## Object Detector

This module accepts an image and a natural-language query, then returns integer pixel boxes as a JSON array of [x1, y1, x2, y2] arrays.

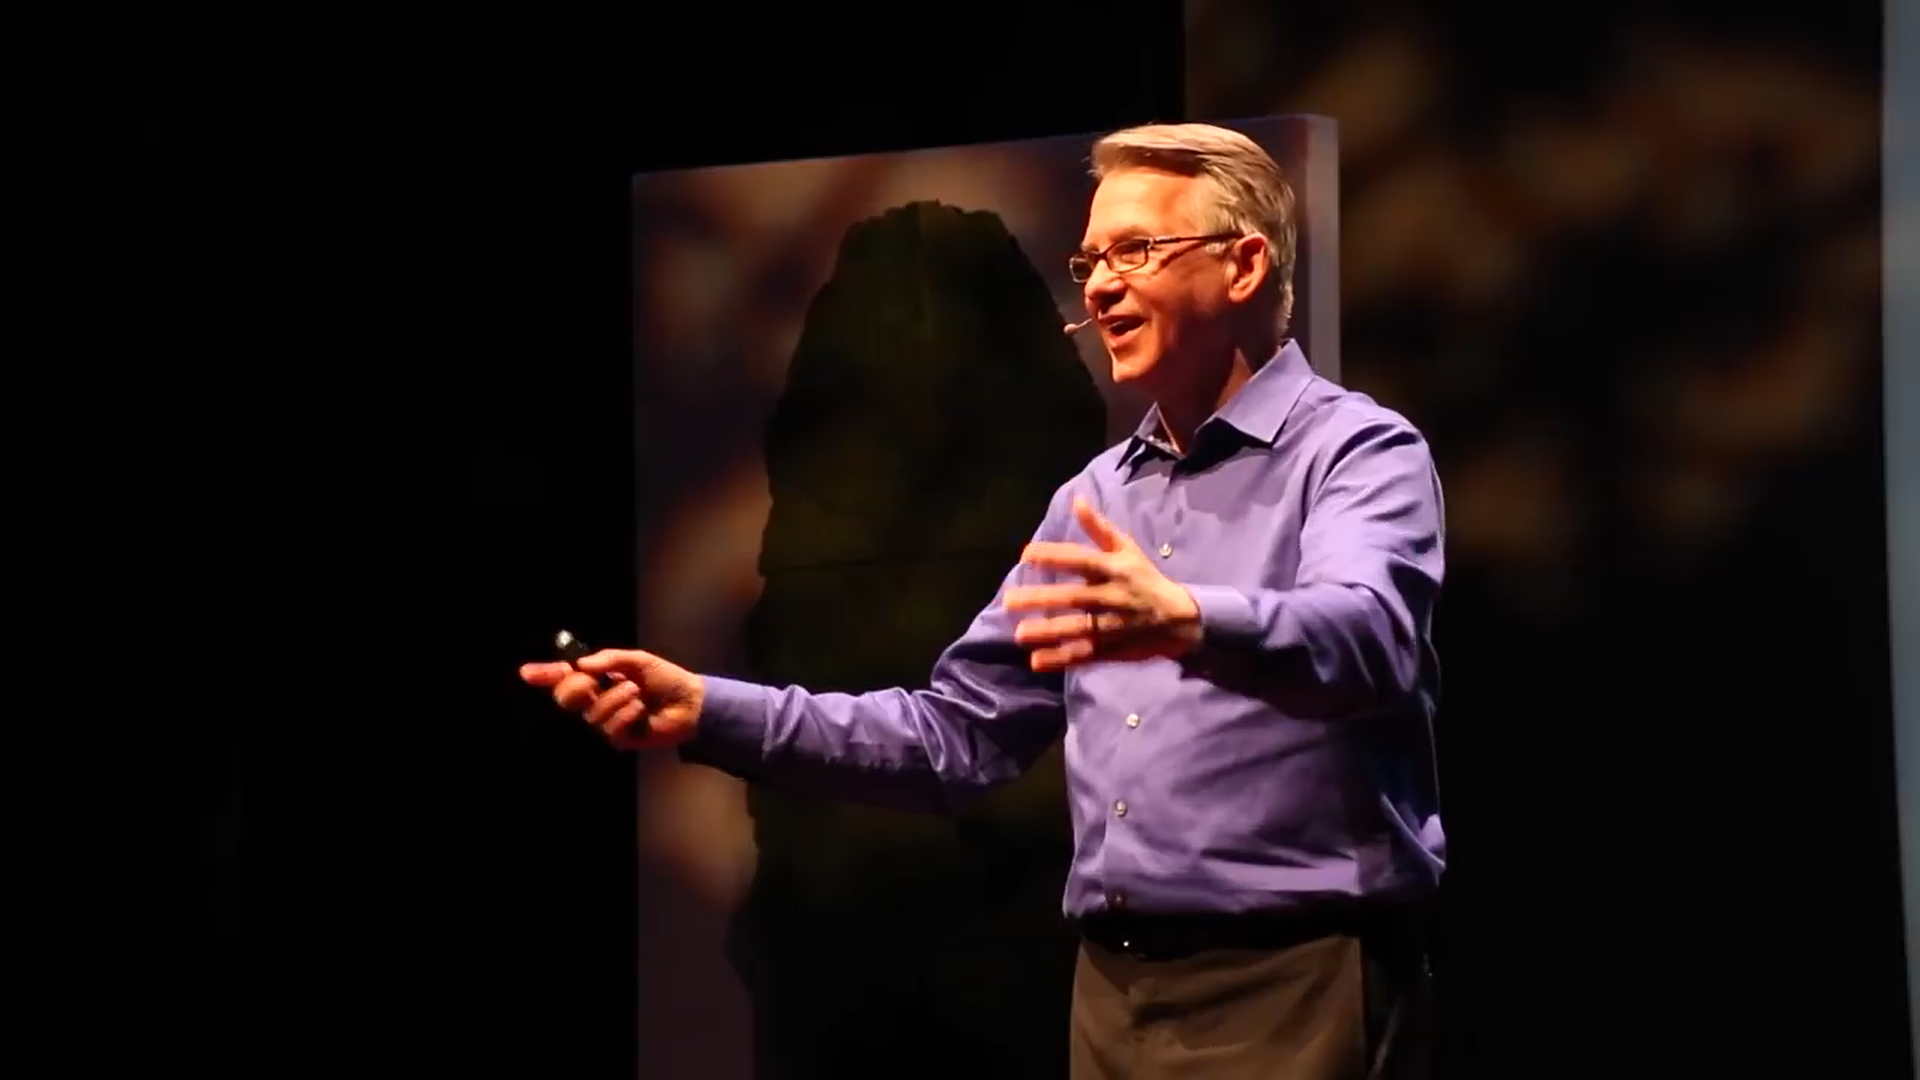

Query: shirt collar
[[1118, 340, 1317, 469]]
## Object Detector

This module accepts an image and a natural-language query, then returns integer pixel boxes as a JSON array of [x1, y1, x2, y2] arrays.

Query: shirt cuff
[[1182, 583, 1264, 646], [676, 675, 774, 775]]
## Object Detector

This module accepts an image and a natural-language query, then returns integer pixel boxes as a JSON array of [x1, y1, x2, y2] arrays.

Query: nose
[[1081, 262, 1124, 309]]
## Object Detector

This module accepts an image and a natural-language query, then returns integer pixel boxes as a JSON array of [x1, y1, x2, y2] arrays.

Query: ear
[[1223, 234, 1270, 305]]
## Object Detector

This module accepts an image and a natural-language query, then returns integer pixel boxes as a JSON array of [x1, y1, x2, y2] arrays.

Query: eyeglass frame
[[1067, 233, 1243, 283]]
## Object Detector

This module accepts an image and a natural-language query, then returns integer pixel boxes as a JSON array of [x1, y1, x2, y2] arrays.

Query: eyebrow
[[1079, 229, 1150, 252]]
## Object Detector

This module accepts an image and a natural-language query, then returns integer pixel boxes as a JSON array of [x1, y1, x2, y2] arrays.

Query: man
[[523, 122, 1447, 1078]]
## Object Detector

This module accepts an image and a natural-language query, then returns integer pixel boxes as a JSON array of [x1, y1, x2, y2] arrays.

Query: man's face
[[1077, 168, 1238, 392]]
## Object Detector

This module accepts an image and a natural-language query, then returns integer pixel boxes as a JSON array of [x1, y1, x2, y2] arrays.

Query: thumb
[[575, 648, 657, 680], [1073, 495, 1130, 553]]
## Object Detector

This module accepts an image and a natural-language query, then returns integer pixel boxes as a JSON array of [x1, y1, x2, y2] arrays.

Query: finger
[[520, 661, 573, 686], [1004, 583, 1103, 611], [1005, 582, 1135, 612], [1072, 496, 1130, 553], [1014, 613, 1097, 647], [1030, 636, 1097, 671], [1019, 606, 1141, 644], [553, 671, 602, 712], [606, 720, 667, 752], [585, 679, 641, 727], [576, 649, 655, 680], [599, 696, 650, 737], [1020, 542, 1116, 579]]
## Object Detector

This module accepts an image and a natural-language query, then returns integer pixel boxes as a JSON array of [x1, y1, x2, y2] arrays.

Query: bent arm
[[1183, 416, 1445, 716]]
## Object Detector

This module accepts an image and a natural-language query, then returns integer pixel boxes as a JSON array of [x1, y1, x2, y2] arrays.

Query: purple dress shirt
[[683, 341, 1446, 919]]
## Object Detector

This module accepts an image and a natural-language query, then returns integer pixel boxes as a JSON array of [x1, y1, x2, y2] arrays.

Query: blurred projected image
[[1185, 4, 1881, 617], [629, 115, 1336, 1077]]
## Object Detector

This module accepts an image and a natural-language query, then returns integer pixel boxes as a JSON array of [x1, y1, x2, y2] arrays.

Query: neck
[[1154, 334, 1278, 453]]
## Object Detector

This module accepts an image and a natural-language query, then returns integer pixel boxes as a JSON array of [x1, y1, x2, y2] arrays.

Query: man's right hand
[[518, 649, 705, 751]]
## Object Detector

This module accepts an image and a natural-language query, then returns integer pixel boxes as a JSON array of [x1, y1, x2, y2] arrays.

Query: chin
[[1107, 348, 1160, 385]]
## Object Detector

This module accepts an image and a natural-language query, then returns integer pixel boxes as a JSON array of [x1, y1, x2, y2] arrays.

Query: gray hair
[[1091, 122, 1297, 335]]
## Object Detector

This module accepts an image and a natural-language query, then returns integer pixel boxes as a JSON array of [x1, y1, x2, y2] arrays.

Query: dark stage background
[[32, 1, 1903, 1078]]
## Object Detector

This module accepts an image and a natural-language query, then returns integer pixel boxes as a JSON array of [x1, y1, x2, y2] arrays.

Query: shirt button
[[1157, 542, 1173, 558], [1114, 800, 1128, 817], [1109, 890, 1127, 909], [1125, 713, 1141, 729]]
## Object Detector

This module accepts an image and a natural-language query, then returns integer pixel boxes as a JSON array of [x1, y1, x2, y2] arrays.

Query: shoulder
[[1084, 435, 1140, 476], [1289, 376, 1434, 467], [1282, 378, 1441, 518], [1053, 436, 1141, 497], [1024, 439, 1137, 539]]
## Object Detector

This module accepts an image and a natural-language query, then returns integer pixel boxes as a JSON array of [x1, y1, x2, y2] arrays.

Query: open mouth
[[1102, 315, 1144, 344]]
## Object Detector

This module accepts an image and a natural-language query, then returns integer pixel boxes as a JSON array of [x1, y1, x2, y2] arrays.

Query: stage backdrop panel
[[628, 115, 1337, 1079]]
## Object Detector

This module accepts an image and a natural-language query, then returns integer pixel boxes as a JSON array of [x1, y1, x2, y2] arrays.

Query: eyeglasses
[[1067, 233, 1241, 283]]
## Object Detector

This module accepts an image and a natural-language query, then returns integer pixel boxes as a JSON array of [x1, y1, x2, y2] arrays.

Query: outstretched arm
[[674, 487, 1081, 814]]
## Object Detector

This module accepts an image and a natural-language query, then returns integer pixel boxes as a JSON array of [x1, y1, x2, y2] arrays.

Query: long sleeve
[[676, 488, 1075, 814], [1182, 414, 1445, 717]]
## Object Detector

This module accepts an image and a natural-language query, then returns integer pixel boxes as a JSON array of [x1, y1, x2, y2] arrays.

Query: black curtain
[[31, 4, 1180, 1077]]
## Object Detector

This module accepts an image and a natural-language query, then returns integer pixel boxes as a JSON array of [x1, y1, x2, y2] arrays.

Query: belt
[[1074, 903, 1423, 962]]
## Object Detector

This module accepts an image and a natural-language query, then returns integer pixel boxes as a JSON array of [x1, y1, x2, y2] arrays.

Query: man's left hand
[[1005, 496, 1203, 671]]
